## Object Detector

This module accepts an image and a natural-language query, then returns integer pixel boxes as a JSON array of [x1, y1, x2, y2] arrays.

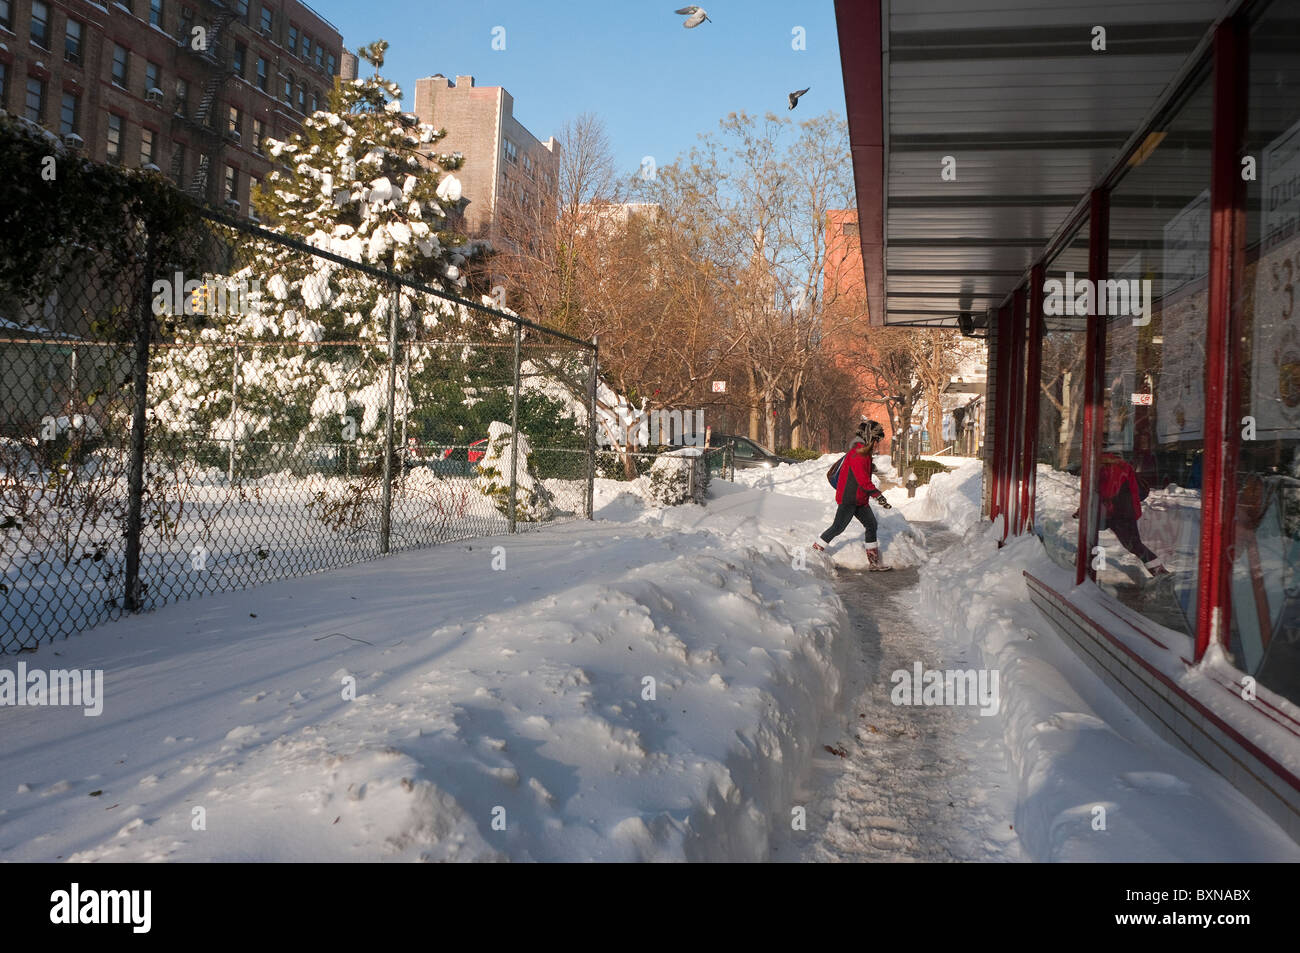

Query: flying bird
[[788, 87, 810, 110], [675, 6, 710, 28]]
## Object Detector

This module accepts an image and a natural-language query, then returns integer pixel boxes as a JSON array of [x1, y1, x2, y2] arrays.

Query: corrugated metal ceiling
[[879, 0, 1232, 326]]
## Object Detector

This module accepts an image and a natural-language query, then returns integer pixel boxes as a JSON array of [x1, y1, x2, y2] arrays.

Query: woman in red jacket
[[1098, 450, 1168, 577], [814, 419, 893, 570]]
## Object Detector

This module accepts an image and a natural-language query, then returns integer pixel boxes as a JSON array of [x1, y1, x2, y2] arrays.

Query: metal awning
[[836, 0, 1234, 326]]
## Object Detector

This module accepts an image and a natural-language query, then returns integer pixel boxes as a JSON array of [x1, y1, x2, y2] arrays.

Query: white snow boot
[[865, 542, 892, 571]]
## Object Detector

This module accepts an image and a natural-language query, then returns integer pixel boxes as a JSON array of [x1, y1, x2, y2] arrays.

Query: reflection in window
[[1034, 227, 1089, 571], [1232, 0, 1300, 706], [1100, 67, 1213, 637]]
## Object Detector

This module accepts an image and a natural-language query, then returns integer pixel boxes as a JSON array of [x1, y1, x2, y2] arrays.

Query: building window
[[106, 114, 123, 164], [111, 44, 130, 88], [283, 73, 292, 105], [309, 89, 318, 113], [30, 1, 50, 49], [252, 117, 264, 153], [149, 0, 164, 28], [259, 5, 272, 35], [65, 19, 84, 66], [233, 42, 246, 78], [24, 76, 45, 123], [0, 63, 7, 110], [235, 0, 248, 23], [1231, 4, 1300, 706], [288, 24, 298, 56], [0, 0, 11, 31], [140, 127, 156, 166], [326, 52, 336, 76], [504, 139, 518, 165], [296, 84, 304, 112], [224, 164, 238, 202], [314, 43, 324, 69], [227, 104, 241, 138], [59, 91, 78, 134], [172, 141, 185, 181], [301, 32, 311, 59], [256, 56, 268, 92], [175, 77, 189, 116], [145, 60, 161, 96], [1093, 68, 1213, 639]]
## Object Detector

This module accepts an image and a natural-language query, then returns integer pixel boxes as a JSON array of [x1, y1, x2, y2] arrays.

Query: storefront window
[[1233, 0, 1300, 704], [1101, 67, 1213, 636], [1034, 227, 1089, 570]]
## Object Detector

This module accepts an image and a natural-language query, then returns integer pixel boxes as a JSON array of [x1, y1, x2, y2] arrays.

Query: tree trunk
[[789, 374, 804, 449], [763, 387, 776, 450], [745, 363, 761, 441], [928, 396, 943, 455]]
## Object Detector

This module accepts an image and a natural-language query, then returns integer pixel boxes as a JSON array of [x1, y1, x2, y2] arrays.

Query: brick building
[[411, 73, 558, 242], [823, 208, 987, 459], [0, 0, 343, 213]]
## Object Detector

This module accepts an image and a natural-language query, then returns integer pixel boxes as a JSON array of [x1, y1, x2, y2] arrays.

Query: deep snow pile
[[0, 505, 847, 862], [719, 456, 927, 569], [899, 457, 982, 533], [915, 471, 1300, 861]]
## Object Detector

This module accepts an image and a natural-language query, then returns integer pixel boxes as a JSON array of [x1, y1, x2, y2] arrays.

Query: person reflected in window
[[1098, 448, 1169, 578]]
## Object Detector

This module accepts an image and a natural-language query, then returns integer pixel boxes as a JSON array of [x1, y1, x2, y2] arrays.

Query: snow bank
[[915, 466, 1300, 861], [899, 458, 982, 534], [593, 467, 926, 571], [0, 519, 847, 863], [719, 457, 926, 569]]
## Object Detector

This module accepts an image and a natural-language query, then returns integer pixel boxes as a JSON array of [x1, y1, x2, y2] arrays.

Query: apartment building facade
[[411, 73, 558, 242], [0, 0, 342, 214]]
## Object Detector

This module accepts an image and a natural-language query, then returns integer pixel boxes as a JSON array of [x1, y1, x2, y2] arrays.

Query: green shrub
[[910, 459, 953, 486], [776, 447, 823, 462]]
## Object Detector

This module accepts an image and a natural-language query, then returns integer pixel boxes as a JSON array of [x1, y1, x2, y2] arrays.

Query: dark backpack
[[827, 454, 845, 487]]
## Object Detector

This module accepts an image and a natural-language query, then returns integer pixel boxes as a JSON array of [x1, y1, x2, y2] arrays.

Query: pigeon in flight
[[788, 87, 810, 110], [675, 6, 711, 28]]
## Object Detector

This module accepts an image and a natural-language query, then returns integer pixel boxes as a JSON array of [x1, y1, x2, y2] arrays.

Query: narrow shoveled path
[[772, 523, 1025, 862]]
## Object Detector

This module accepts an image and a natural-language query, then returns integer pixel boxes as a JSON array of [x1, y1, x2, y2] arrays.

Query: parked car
[[706, 434, 798, 470], [409, 437, 489, 476]]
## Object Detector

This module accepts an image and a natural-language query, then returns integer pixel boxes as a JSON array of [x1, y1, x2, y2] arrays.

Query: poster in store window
[[1103, 253, 1143, 452], [1158, 189, 1210, 444], [1252, 115, 1300, 441]]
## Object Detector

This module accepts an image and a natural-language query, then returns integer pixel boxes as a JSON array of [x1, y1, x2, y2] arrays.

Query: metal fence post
[[123, 239, 155, 612], [68, 343, 78, 412], [585, 336, 597, 520], [227, 344, 239, 483], [379, 285, 399, 554], [399, 344, 410, 484], [508, 322, 522, 533]]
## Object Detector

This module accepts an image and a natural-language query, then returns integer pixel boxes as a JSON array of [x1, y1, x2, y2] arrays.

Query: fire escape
[[169, 2, 239, 203]]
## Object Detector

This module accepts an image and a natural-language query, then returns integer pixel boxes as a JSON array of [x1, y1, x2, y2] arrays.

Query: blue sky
[[313, 1, 846, 175]]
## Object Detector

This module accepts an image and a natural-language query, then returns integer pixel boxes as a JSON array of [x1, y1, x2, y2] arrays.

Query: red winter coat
[[1098, 453, 1142, 520], [836, 440, 879, 506]]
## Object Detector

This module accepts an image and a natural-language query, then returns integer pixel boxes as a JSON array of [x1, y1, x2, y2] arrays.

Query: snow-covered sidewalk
[[769, 456, 1299, 862], [0, 482, 865, 862]]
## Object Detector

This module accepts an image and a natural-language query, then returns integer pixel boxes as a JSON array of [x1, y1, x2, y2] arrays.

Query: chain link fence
[[0, 211, 597, 653]]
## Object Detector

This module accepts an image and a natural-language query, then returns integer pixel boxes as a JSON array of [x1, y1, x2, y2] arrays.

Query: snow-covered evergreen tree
[[475, 421, 554, 521], [149, 40, 511, 470]]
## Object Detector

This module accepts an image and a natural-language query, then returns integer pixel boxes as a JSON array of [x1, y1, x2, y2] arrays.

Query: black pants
[[821, 500, 878, 546], [1105, 516, 1159, 565], [822, 466, 878, 545]]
